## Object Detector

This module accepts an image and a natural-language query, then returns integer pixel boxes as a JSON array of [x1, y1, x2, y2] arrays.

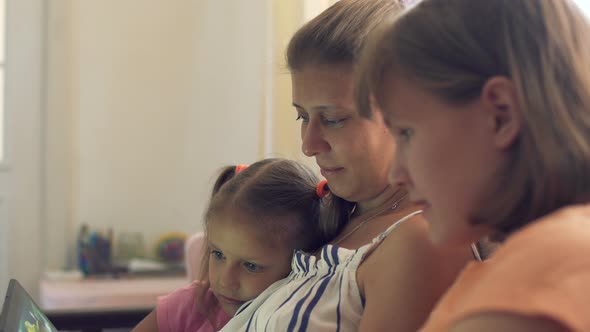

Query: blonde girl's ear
[[481, 76, 523, 150]]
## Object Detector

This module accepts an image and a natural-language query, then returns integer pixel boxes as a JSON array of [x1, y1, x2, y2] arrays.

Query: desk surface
[[40, 276, 188, 311], [46, 307, 152, 332]]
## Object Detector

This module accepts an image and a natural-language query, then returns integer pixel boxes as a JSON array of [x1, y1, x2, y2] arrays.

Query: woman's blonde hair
[[358, 0, 590, 238], [285, 0, 407, 240], [287, 0, 404, 71]]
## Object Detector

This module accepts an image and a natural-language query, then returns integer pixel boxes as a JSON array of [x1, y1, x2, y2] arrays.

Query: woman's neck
[[353, 185, 408, 217]]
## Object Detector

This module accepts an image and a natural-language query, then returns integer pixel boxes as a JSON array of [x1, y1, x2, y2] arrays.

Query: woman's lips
[[320, 167, 344, 178]]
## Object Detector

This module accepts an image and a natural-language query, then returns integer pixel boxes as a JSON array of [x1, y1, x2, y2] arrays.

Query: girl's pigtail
[[211, 165, 240, 197], [199, 164, 247, 281]]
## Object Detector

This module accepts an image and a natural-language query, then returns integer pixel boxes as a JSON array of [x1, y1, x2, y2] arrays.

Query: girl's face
[[207, 211, 293, 315], [378, 76, 507, 247], [291, 64, 396, 203]]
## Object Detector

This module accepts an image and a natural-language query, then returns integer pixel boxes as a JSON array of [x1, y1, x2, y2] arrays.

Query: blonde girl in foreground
[[359, 0, 590, 330]]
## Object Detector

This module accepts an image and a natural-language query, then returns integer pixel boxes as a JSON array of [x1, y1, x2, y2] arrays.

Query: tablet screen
[[0, 279, 57, 332]]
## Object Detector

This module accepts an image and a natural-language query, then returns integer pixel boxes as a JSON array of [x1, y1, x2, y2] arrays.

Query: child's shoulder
[[158, 281, 201, 307], [157, 281, 227, 332]]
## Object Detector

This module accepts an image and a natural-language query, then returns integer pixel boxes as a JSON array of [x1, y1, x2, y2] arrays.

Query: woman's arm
[[357, 215, 471, 331], [132, 309, 159, 332]]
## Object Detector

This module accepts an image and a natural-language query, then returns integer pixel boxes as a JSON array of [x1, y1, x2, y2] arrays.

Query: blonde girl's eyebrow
[[292, 102, 354, 115], [292, 102, 331, 110]]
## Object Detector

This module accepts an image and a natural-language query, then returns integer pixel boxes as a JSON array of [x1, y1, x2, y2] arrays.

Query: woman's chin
[[325, 183, 354, 201]]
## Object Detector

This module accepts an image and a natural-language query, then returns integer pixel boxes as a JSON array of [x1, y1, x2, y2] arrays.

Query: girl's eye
[[210, 250, 224, 260], [243, 262, 261, 273], [322, 117, 347, 128]]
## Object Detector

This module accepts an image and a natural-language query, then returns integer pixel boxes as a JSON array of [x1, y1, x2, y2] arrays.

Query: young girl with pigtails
[[133, 158, 344, 332]]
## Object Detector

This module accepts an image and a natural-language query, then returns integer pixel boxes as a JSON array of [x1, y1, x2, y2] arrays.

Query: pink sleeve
[[156, 282, 232, 332], [156, 282, 207, 332]]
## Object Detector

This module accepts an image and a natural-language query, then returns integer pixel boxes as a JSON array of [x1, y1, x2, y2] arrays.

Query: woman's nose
[[301, 119, 330, 156]]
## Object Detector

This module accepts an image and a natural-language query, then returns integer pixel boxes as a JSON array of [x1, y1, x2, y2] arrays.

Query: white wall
[[0, 197, 7, 303], [0, 0, 44, 300], [43, 0, 269, 270], [44, 0, 78, 273]]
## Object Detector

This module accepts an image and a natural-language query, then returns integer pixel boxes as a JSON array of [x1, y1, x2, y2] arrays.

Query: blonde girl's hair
[[358, 0, 590, 239]]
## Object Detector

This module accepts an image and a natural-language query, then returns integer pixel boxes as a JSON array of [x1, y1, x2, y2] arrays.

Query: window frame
[[0, 0, 8, 171]]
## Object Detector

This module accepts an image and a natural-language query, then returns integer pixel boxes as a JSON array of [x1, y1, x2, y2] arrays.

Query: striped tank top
[[219, 211, 421, 332]]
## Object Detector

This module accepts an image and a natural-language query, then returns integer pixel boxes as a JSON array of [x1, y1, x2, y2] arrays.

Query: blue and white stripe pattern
[[220, 211, 421, 332]]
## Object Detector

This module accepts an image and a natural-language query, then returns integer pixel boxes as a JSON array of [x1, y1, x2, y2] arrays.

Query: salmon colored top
[[420, 204, 590, 332]]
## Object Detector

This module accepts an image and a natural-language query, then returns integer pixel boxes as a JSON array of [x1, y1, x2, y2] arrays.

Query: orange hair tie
[[316, 179, 330, 198], [235, 164, 249, 174]]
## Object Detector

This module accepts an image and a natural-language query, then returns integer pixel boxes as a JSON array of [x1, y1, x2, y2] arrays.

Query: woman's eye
[[243, 262, 261, 272], [398, 128, 414, 142], [295, 113, 309, 123], [210, 250, 224, 260]]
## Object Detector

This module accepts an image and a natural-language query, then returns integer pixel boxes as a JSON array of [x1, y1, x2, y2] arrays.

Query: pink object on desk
[[40, 276, 188, 311], [184, 232, 206, 281]]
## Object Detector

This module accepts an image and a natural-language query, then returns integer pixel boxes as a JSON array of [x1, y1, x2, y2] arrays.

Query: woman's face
[[378, 76, 503, 247], [291, 64, 396, 203]]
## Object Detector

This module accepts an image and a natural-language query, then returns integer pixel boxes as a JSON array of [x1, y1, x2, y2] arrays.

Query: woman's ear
[[481, 76, 522, 150]]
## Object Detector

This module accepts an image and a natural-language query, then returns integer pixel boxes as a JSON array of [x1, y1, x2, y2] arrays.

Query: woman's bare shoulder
[[360, 212, 469, 275], [360, 213, 441, 272], [356, 213, 471, 331]]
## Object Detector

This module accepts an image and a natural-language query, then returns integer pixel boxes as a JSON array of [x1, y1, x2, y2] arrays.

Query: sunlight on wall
[[574, 0, 590, 18], [303, 0, 339, 21]]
